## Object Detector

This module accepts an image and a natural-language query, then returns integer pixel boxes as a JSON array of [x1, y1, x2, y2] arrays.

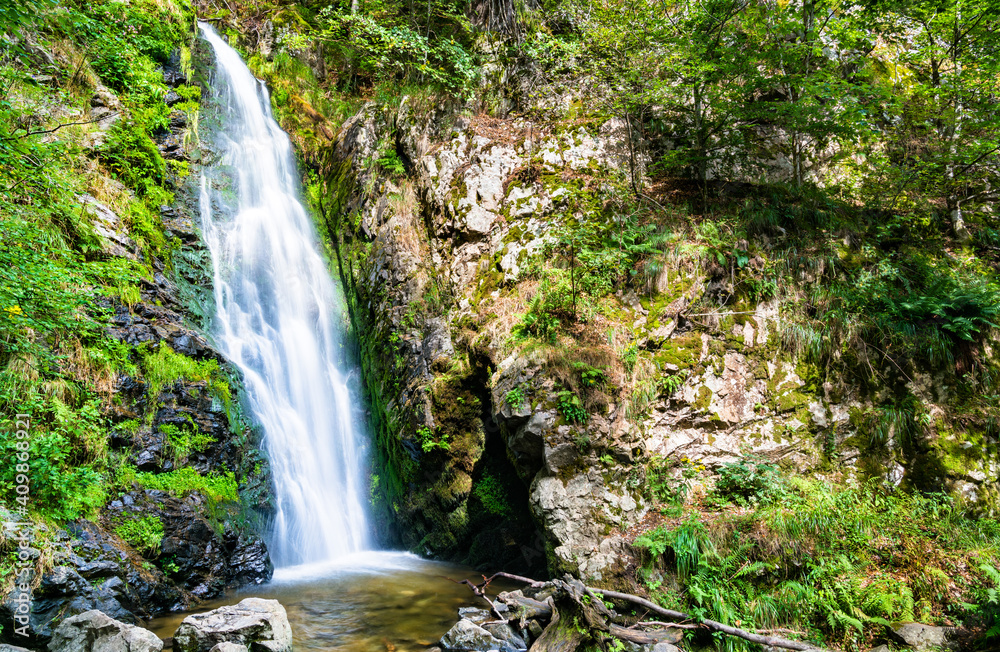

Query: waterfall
[[197, 22, 371, 567]]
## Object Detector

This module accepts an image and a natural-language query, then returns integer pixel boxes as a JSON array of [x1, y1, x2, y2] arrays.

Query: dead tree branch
[[464, 573, 826, 652]]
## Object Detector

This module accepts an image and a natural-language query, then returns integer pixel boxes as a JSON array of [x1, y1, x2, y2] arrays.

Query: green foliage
[[315, 9, 477, 96], [636, 481, 1000, 649], [978, 563, 1000, 644], [0, 217, 92, 367], [377, 147, 406, 176], [160, 422, 215, 461], [742, 276, 777, 302], [574, 362, 606, 388], [0, 425, 105, 521], [416, 425, 450, 452], [117, 465, 239, 504], [896, 273, 1000, 344], [712, 455, 786, 506], [513, 272, 568, 341], [114, 515, 164, 555], [514, 307, 560, 342], [505, 386, 526, 410], [68, 0, 186, 92], [850, 393, 927, 448], [635, 516, 712, 580], [645, 455, 701, 506], [621, 344, 639, 374], [140, 343, 225, 398], [556, 390, 588, 424], [0, 0, 55, 44], [98, 120, 167, 193], [660, 370, 688, 395], [472, 473, 511, 517]]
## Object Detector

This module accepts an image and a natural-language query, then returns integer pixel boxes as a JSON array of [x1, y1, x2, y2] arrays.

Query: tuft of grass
[[114, 515, 164, 555], [140, 343, 229, 404], [160, 422, 215, 461], [116, 465, 239, 504]]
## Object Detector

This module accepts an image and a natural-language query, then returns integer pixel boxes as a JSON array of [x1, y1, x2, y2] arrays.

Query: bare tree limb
[[1, 113, 118, 141], [464, 574, 826, 652]]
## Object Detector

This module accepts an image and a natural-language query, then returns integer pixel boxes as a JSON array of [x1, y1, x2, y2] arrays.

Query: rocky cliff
[[321, 89, 1000, 582]]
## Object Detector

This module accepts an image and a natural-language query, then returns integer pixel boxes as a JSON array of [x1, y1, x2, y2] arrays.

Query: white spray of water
[[197, 23, 370, 566]]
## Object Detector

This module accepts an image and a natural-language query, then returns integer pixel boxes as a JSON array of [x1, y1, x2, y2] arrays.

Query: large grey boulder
[[173, 598, 291, 652], [440, 620, 506, 652], [47, 610, 162, 652], [887, 623, 958, 651]]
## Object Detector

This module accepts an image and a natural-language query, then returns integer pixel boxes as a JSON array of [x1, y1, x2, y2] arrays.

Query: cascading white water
[[197, 23, 370, 567]]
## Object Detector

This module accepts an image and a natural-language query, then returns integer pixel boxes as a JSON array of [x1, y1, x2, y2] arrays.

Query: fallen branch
[[499, 593, 553, 620], [470, 573, 825, 652], [450, 577, 509, 622], [591, 587, 822, 651], [0, 113, 118, 141], [487, 571, 548, 588]]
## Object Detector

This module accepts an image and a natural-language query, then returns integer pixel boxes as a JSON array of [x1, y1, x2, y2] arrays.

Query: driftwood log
[[456, 572, 825, 652]]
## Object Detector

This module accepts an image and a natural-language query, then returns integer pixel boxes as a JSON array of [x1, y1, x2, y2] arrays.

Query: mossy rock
[[653, 333, 703, 370]]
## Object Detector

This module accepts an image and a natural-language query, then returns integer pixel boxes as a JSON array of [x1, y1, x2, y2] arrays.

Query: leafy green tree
[[564, 0, 672, 194], [654, 0, 761, 189], [866, 0, 1000, 240]]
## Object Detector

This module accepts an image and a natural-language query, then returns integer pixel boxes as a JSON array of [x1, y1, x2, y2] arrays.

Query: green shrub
[[99, 120, 167, 192], [315, 9, 478, 95], [505, 386, 526, 410], [160, 422, 215, 460], [712, 455, 785, 505], [115, 515, 164, 555], [0, 428, 105, 521], [557, 390, 588, 424], [575, 362, 606, 388]]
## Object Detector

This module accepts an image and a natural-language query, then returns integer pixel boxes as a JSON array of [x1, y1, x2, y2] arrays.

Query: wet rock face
[[333, 102, 652, 579], [106, 492, 273, 600]]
